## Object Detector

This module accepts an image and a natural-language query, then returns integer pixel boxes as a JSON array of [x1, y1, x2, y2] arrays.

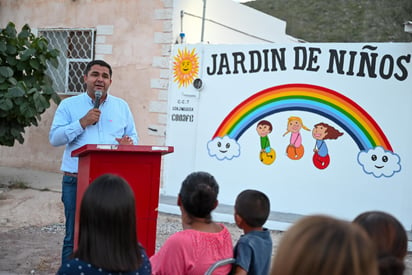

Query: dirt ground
[[0, 187, 411, 275], [0, 187, 259, 274]]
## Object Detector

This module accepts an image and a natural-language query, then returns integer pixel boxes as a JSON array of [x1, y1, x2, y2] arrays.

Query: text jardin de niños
[[206, 45, 410, 81]]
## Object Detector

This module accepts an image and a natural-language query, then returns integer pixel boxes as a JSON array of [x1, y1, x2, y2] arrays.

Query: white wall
[[163, 42, 412, 231]]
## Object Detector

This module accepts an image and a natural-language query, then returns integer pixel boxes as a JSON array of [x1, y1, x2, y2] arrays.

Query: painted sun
[[173, 48, 199, 88]]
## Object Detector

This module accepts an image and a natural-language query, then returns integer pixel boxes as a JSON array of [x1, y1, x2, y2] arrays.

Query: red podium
[[71, 144, 174, 257]]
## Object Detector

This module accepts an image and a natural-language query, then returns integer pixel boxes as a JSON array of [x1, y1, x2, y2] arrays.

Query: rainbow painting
[[212, 83, 393, 152]]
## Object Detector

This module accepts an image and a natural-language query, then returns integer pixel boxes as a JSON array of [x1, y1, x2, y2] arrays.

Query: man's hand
[[79, 109, 101, 128], [116, 135, 134, 145]]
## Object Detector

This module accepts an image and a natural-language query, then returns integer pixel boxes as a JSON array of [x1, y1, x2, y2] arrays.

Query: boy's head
[[235, 189, 270, 228]]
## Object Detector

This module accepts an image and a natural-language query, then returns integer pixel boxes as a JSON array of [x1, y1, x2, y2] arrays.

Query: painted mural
[[164, 43, 412, 230], [208, 83, 400, 177]]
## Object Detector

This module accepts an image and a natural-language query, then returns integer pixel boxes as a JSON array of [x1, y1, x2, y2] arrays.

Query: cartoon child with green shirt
[[256, 120, 276, 165]]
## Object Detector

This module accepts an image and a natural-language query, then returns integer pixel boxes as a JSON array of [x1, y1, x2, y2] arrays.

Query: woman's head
[[76, 174, 141, 271], [353, 211, 407, 275], [271, 215, 378, 275], [178, 171, 219, 222]]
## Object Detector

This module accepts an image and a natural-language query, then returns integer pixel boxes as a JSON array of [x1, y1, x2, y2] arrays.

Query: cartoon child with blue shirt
[[312, 122, 343, 169]]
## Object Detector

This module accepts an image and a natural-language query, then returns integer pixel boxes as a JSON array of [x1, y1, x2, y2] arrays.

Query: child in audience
[[150, 171, 233, 275], [353, 211, 408, 275], [232, 189, 272, 275], [57, 174, 151, 274], [271, 215, 378, 275]]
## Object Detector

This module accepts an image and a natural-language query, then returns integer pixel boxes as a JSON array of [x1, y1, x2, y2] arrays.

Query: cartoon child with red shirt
[[312, 122, 343, 169]]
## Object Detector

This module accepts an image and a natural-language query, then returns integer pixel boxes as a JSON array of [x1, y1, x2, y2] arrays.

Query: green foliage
[[0, 22, 61, 146], [245, 0, 412, 42]]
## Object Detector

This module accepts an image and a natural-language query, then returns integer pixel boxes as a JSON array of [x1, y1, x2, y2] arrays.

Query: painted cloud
[[207, 136, 240, 160], [357, 147, 401, 178]]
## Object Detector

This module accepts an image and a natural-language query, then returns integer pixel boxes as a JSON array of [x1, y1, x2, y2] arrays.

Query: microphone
[[94, 90, 102, 109], [93, 91, 102, 125]]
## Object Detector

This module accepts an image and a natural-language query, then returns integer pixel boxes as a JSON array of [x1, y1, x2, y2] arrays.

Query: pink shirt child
[[290, 132, 302, 147], [150, 223, 233, 275]]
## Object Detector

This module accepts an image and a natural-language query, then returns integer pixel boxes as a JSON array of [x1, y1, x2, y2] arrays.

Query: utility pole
[[201, 0, 207, 42]]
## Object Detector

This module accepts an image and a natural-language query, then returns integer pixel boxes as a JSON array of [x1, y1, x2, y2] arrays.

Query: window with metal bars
[[38, 28, 96, 94]]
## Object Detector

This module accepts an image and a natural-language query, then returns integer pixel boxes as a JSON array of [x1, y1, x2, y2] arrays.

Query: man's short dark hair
[[85, 60, 112, 77], [235, 189, 270, 227]]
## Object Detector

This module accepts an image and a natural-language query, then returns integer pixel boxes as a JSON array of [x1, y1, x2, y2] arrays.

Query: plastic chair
[[204, 258, 236, 275]]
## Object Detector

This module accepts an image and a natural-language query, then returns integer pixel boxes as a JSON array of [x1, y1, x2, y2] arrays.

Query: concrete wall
[[0, 0, 172, 172]]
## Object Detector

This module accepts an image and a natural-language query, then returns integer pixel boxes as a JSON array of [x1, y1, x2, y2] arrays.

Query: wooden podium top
[[71, 144, 174, 157]]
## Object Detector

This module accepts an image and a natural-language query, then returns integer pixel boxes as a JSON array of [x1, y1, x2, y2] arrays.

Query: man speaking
[[49, 60, 139, 263]]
